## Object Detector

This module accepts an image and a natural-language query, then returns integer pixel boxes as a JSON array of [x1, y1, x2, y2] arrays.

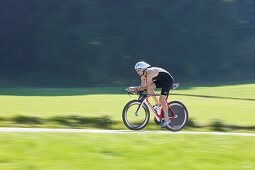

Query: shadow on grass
[[172, 93, 255, 101], [5, 115, 116, 129], [1, 116, 254, 132], [48, 115, 114, 128], [12, 116, 43, 124], [208, 119, 255, 132], [185, 118, 255, 132]]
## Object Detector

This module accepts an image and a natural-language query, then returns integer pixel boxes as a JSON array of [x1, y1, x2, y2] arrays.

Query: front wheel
[[166, 101, 188, 131], [122, 100, 150, 130]]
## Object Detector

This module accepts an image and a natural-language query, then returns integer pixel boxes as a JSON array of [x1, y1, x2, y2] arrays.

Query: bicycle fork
[[134, 100, 146, 116]]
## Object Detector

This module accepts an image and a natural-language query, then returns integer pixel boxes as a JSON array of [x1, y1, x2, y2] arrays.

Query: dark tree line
[[0, 0, 254, 86]]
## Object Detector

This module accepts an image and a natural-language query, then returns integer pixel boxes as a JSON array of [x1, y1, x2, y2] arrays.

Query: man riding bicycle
[[127, 61, 174, 128]]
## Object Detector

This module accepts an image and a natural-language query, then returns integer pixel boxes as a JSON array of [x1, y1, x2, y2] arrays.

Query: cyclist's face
[[136, 69, 143, 76]]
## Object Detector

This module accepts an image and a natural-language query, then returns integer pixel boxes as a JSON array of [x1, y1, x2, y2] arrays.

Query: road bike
[[122, 84, 188, 131]]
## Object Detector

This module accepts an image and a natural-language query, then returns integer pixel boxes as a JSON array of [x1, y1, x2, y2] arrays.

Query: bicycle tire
[[166, 101, 188, 131], [122, 100, 150, 130]]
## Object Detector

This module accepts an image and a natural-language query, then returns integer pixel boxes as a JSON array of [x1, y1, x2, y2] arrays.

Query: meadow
[[0, 132, 254, 169], [0, 82, 254, 132], [0, 82, 254, 169]]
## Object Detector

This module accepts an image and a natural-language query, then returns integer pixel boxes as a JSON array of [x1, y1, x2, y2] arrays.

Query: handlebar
[[125, 83, 180, 96], [125, 89, 145, 95]]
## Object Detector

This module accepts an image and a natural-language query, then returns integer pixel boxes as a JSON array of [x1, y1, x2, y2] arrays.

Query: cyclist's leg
[[159, 95, 169, 120], [159, 84, 171, 121], [147, 82, 160, 106]]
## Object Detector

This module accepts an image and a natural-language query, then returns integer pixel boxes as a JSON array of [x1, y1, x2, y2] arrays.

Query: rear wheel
[[166, 101, 188, 131], [122, 100, 150, 130]]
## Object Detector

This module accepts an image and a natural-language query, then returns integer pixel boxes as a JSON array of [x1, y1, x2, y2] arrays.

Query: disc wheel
[[165, 101, 188, 131]]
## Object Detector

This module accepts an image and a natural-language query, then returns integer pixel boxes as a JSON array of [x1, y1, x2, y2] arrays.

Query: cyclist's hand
[[127, 87, 137, 92]]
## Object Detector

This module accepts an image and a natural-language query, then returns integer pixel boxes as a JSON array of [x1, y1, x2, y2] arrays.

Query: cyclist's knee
[[159, 96, 166, 103], [159, 95, 167, 100]]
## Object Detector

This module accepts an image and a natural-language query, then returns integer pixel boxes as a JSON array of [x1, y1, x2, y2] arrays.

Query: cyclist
[[127, 61, 174, 128]]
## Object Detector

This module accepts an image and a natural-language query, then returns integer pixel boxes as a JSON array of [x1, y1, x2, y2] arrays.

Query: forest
[[0, 0, 255, 86]]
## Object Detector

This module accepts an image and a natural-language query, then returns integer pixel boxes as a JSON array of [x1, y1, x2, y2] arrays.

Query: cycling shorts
[[153, 72, 173, 96]]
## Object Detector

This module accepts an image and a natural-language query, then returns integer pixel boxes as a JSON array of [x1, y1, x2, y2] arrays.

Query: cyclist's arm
[[137, 76, 146, 91], [135, 70, 158, 91], [146, 69, 158, 90]]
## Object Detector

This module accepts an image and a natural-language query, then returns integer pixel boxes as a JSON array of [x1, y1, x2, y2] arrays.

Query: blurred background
[[0, 0, 255, 87], [0, 2, 254, 169]]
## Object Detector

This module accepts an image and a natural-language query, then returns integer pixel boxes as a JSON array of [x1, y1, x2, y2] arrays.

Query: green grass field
[[0, 133, 254, 169], [0, 82, 254, 169], [0, 82, 254, 132]]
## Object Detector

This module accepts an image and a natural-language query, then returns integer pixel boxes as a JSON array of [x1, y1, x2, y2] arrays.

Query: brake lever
[[125, 88, 132, 96]]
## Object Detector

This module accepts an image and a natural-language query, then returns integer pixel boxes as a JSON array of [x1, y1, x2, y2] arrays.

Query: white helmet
[[134, 61, 150, 70]]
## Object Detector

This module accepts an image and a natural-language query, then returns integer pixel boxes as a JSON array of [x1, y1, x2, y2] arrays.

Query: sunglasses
[[136, 69, 142, 73]]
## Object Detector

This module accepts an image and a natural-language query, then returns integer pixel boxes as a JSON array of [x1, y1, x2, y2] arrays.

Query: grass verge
[[0, 82, 254, 132], [0, 133, 254, 169]]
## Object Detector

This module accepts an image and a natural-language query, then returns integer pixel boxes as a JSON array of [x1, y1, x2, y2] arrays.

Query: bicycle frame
[[136, 94, 177, 121]]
